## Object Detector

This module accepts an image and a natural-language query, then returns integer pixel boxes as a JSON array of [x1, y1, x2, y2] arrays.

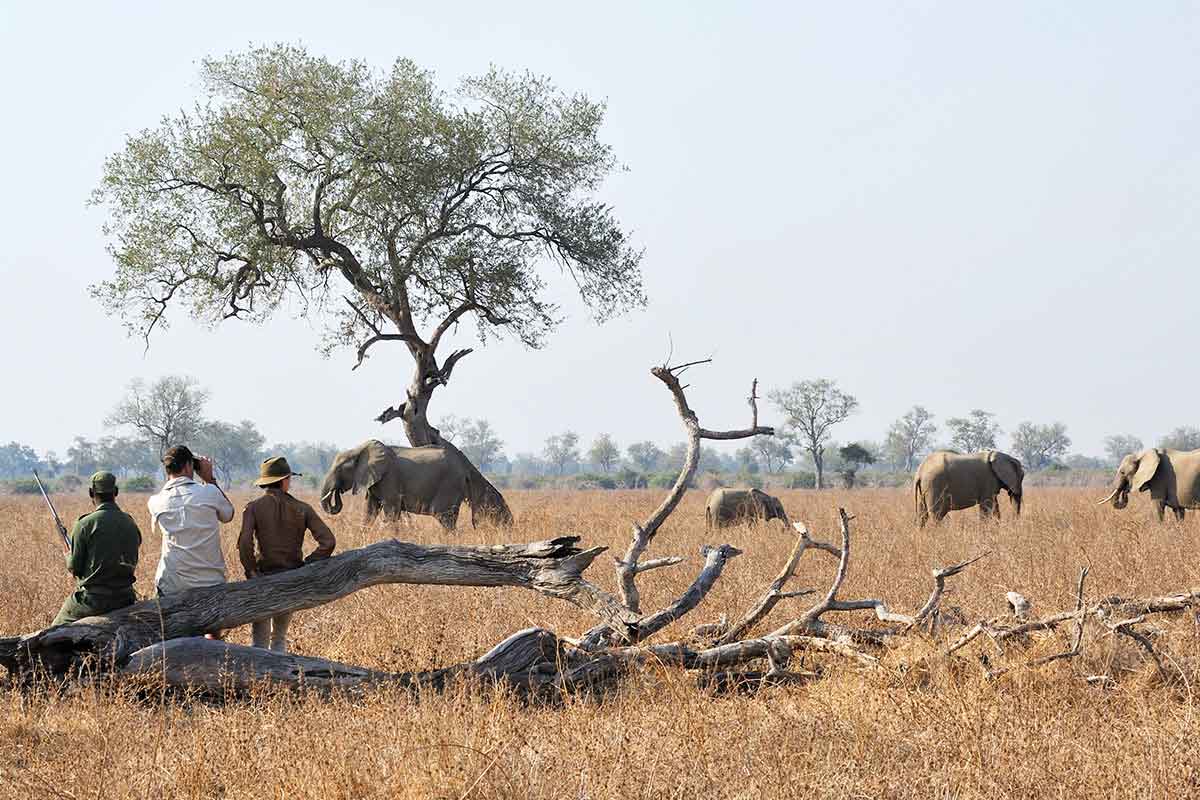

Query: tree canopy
[[92, 44, 644, 450], [884, 405, 937, 471], [1010, 421, 1071, 470], [945, 409, 1001, 454], [769, 379, 858, 489]]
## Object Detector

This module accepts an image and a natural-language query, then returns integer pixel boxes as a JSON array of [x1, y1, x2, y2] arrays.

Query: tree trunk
[[399, 361, 512, 526], [0, 537, 629, 678], [812, 448, 824, 490], [119, 628, 568, 697]]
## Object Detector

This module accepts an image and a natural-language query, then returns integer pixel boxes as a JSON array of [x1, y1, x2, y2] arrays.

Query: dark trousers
[[51, 590, 136, 627]]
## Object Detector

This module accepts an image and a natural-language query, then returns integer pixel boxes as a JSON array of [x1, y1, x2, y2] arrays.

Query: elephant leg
[[365, 493, 382, 521], [978, 496, 998, 521], [916, 494, 930, 528], [436, 506, 460, 531], [1153, 499, 1166, 523], [1174, 506, 1186, 522]]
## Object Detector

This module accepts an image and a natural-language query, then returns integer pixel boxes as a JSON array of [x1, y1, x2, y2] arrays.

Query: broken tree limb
[[718, 522, 833, 645], [119, 627, 567, 696], [0, 537, 633, 677], [614, 363, 774, 615], [944, 574, 1200, 682], [908, 554, 989, 632]]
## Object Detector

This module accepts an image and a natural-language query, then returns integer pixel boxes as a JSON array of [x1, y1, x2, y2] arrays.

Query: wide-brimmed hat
[[255, 456, 302, 487]]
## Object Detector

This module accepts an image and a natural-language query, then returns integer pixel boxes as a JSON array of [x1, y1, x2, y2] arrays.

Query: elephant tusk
[[1096, 488, 1121, 506], [321, 490, 335, 504]]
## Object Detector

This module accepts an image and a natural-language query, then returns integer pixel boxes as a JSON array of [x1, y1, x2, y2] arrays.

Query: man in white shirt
[[148, 445, 235, 598]]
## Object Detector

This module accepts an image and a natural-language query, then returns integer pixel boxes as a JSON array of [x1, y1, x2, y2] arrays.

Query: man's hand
[[196, 456, 216, 484]]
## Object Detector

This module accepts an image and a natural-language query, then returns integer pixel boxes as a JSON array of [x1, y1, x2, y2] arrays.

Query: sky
[[2, 2, 1199, 462]]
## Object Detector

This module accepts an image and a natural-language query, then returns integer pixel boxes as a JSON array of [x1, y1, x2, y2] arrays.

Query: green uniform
[[52, 501, 142, 626]]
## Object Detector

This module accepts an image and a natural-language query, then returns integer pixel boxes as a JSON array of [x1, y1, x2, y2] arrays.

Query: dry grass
[[3, 487, 1200, 798]]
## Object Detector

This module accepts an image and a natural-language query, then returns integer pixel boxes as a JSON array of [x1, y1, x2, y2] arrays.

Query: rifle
[[33, 470, 71, 550]]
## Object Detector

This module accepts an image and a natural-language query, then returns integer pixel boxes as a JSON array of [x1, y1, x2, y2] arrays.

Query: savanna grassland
[[2, 487, 1200, 799]]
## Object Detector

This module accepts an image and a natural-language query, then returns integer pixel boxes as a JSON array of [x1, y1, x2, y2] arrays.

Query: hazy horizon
[[3, 2, 1198, 464]]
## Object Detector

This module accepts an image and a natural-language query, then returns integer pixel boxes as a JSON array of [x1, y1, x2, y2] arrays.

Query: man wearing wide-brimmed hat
[[238, 456, 336, 652], [52, 471, 142, 627]]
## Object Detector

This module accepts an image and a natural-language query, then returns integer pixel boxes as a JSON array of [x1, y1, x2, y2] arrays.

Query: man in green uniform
[[51, 471, 143, 627]]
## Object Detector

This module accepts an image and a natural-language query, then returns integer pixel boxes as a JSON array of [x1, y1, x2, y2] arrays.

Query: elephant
[[914, 450, 1024, 527], [705, 487, 789, 529], [319, 440, 509, 530], [1098, 448, 1200, 522]]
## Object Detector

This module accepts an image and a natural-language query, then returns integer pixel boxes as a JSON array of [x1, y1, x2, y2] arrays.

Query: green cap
[[90, 471, 118, 494], [255, 456, 301, 487]]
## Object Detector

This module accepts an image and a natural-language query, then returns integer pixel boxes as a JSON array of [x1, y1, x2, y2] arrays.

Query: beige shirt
[[148, 476, 235, 595]]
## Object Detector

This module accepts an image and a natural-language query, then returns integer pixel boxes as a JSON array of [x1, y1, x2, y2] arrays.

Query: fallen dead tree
[[945, 573, 1200, 683], [3, 358, 1196, 700]]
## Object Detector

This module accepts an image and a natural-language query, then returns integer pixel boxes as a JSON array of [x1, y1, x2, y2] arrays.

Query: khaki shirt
[[238, 488, 336, 577], [149, 477, 235, 595]]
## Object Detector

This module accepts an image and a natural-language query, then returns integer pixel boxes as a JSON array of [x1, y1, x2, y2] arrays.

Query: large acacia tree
[[92, 45, 644, 506]]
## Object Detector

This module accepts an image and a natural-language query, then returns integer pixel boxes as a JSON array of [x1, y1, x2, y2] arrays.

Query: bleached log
[[119, 628, 566, 696], [0, 537, 632, 677]]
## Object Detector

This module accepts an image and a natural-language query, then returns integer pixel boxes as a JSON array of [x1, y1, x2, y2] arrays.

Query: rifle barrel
[[33, 471, 71, 549]]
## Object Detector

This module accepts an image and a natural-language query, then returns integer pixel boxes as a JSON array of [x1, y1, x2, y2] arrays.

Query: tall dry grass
[[2, 487, 1199, 798]]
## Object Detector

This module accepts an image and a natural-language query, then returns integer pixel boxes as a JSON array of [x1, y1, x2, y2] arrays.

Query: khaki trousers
[[251, 613, 293, 652]]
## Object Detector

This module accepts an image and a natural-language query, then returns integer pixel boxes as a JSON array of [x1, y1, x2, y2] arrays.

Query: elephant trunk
[[1098, 480, 1129, 509], [320, 488, 343, 515]]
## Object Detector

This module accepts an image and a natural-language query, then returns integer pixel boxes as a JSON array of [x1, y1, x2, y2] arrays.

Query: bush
[[648, 472, 676, 489], [572, 474, 616, 490], [486, 474, 511, 490], [787, 471, 817, 489], [734, 471, 762, 490], [518, 477, 543, 490], [5, 479, 44, 495], [60, 474, 84, 490], [121, 475, 156, 493], [614, 468, 646, 489]]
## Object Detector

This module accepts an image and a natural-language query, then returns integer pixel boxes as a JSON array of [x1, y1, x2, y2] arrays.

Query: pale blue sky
[[2, 2, 1198, 461]]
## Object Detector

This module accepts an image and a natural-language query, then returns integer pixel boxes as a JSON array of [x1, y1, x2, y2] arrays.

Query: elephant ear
[[352, 440, 391, 494], [1132, 449, 1162, 491], [988, 451, 1023, 494]]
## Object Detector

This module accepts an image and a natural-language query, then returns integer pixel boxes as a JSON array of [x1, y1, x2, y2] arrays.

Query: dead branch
[[718, 522, 833, 645], [0, 538, 628, 678], [613, 365, 773, 614], [944, 571, 1200, 682]]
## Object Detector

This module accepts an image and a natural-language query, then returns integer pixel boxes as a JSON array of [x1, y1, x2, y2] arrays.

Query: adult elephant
[[319, 440, 511, 530], [705, 488, 789, 529], [1097, 448, 1200, 522], [914, 450, 1024, 527]]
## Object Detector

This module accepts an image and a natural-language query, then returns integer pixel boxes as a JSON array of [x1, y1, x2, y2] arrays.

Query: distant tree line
[[6, 372, 1193, 492]]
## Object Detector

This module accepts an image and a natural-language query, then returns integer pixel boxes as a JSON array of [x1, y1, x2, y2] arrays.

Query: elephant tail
[[705, 506, 713, 530]]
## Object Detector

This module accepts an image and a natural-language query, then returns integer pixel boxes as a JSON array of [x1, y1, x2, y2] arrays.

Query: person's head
[[255, 456, 301, 492], [88, 471, 118, 505], [162, 445, 195, 478]]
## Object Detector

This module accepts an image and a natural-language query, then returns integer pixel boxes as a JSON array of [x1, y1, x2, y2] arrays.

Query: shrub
[[60, 474, 84, 490], [734, 471, 762, 490], [121, 475, 156, 493], [787, 471, 817, 489], [614, 468, 646, 489], [6, 479, 44, 495], [648, 472, 676, 489]]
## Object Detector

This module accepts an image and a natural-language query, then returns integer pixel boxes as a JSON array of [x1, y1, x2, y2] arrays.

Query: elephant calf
[[914, 450, 1024, 527], [705, 488, 789, 529]]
